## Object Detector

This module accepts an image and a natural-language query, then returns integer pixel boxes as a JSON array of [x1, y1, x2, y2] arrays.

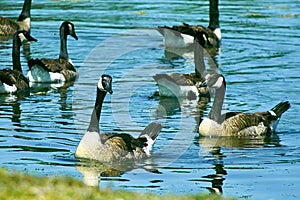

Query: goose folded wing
[[221, 113, 266, 136], [28, 58, 76, 72]]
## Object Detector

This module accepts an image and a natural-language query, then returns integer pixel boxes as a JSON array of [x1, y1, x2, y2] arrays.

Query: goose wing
[[101, 133, 147, 160], [28, 58, 76, 72], [28, 58, 77, 81], [0, 17, 19, 36], [0, 69, 28, 89], [154, 73, 203, 86], [221, 113, 267, 136], [159, 23, 219, 47]]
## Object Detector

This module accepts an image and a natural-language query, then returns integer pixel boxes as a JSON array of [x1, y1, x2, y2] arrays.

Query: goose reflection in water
[[0, 97, 22, 123], [76, 159, 161, 187]]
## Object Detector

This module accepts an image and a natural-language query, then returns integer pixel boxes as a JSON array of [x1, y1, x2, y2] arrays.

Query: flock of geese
[[0, 0, 290, 165]]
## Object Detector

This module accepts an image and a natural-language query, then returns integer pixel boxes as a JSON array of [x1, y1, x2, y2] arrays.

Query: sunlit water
[[0, 0, 299, 199]]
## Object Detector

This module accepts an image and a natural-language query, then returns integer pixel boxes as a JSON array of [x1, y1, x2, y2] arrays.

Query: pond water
[[0, 0, 299, 199]]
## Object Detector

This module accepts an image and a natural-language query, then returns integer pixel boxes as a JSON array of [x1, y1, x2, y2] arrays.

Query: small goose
[[0, 31, 37, 94], [157, 0, 221, 48], [75, 75, 163, 163], [198, 73, 290, 137], [0, 0, 32, 37], [27, 21, 78, 83], [153, 35, 208, 99]]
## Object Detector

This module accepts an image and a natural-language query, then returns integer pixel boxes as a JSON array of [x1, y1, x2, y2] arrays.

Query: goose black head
[[199, 73, 225, 89], [14, 30, 37, 45], [61, 21, 78, 40], [98, 74, 113, 94]]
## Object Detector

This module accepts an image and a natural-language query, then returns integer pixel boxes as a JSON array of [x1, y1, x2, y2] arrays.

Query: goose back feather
[[0, 0, 31, 37]]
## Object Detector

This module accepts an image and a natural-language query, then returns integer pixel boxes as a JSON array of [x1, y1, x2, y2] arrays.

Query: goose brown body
[[199, 74, 290, 137]]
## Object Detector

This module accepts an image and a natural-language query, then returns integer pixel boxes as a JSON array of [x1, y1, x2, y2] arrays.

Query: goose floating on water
[[0, 31, 37, 94], [198, 73, 290, 137], [75, 74, 163, 163], [0, 0, 32, 38], [157, 0, 221, 49], [153, 35, 209, 99], [27, 21, 78, 83]]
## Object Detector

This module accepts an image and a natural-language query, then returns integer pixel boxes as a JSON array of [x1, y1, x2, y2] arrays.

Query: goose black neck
[[209, 84, 225, 123], [194, 40, 205, 78], [17, 0, 31, 21], [12, 37, 22, 73], [87, 88, 107, 132], [59, 26, 69, 60], [208, 0, 220, 30]]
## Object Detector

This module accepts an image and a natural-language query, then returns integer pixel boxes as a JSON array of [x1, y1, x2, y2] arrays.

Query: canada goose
[[0, 0, 32, 37], [75, 75, 163, 163], [153, 35, 208, 99], [157, 0, 221, 48], [198, 73, 290, 137], [27, 21, 78, 83], [0, 31, 37, 94]]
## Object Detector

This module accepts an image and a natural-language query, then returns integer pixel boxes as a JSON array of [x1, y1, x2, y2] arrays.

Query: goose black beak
[[72, 33, 78, 40], [27, 35, 38, 42]]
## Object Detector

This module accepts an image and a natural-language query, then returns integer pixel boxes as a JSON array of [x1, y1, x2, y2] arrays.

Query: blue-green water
[[0, 0, 299, 199]]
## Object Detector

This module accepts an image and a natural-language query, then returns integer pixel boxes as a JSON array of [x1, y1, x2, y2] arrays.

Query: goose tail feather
[[139, 122, 162, 156], [270, 101, 290, 118], [139, 122, 162, 141]]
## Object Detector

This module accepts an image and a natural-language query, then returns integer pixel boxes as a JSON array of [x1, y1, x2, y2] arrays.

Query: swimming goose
[[75, 75, 163, 163], [198, 73, 290, 137], [27, 21, 78, 83], [157, 0, 221, 48], [0, 31, 37, 94], [0, 0, 32, 37], [153, 35, 208, 99]]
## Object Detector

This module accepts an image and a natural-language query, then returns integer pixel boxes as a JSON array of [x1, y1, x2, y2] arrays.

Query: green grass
[[0, 168, 234, 200]]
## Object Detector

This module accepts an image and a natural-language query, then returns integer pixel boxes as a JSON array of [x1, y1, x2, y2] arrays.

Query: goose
[[27, 21, 78, 83], [153, 35, 209, 99], [75, 74, 163, 163], [0, 0, 32, 37], [0, 30, 37, 94], [157, 0, 221, 49], [198, 73, 290, 137]]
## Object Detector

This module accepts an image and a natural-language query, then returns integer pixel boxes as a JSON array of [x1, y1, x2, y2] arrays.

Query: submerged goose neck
[[194, 39, 205, 78], [209, 84, 225, 123], [87, 88, 107, 133], [59, 26, 69, 60], [12, 36, 22, 74], [208, 0, 220, 31], [17, 0, 32, 21]]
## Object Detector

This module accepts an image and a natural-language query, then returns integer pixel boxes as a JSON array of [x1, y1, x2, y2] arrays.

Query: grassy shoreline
[[0, 168, 234, 200]]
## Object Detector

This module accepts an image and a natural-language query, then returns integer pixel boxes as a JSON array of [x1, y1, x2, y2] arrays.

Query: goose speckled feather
[[0, 0, 31, 38]]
